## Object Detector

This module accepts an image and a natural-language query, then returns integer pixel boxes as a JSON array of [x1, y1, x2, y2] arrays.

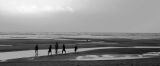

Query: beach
[[1, 57, 160, 66], [0, 0, 159, 65], [0, 33, 160, 66]]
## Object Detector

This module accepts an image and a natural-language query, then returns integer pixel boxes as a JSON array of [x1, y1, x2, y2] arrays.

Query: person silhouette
[[55, 42, 59, 54], [62, 44, 66, 54], [74, 45, 78, 53], [48, 44, 52, 56], [35, 44, 38, 57]]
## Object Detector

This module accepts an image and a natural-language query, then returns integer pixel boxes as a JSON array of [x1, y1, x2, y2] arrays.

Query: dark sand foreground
[[2, 58, 160, 66]]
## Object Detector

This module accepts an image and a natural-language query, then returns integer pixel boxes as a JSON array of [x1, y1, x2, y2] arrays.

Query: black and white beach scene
[[0, 0, 160, 66]]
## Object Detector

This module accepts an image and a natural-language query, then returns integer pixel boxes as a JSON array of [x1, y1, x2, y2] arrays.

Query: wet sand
[[1, 57, 160, 66], [3, 49, 160, 66], [3, 46, 160, 63], [0, 38, 160, 52], [0, 47, 115, 61], [0, 38, 160, 66]]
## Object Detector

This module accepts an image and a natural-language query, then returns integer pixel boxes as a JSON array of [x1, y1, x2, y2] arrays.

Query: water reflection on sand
[[76, 53, 160, 61], [0, 46, 160, 62], [76, 54, 143, 60], [76, 46, 160, 61]]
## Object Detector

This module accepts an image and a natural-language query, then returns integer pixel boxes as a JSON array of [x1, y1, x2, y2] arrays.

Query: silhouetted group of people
[[34, 42, 78, 57]]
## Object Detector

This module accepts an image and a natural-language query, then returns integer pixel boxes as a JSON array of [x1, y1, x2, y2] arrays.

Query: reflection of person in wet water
[[55, 42, 59, 54], [48, 44, 52, 56], [35, 44, 38, 57], [62, 44, 66, 54], [75, 45, 78, 53]]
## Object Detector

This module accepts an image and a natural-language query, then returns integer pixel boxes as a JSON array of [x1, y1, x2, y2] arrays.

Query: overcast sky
[[0, 0, 159, 33]]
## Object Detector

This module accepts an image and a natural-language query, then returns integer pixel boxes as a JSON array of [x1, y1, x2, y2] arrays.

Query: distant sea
[[0, 32, 159, 39]]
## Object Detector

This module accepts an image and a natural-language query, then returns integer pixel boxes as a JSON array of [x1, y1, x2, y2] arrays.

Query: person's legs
[[48, 51, 49, 56], [35, 50, 36, 56], [63, 50, 65, 54], [35, 50, 38, 57], [35, 50, 37, 56], [49, 52, 51, 55], [49, 51, 52, 55], [62, 50, 66, 54], [36, 51, 38, 56], [55, 49, 57, 54]]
